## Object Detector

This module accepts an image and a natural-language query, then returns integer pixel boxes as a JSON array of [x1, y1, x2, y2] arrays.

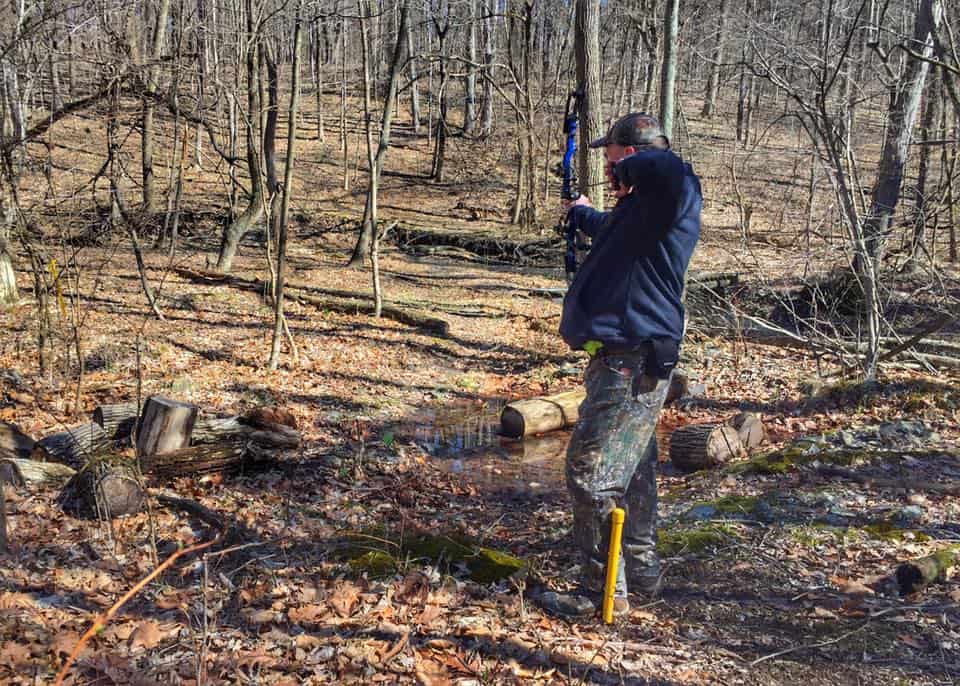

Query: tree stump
[[65, 458, 145, 518], [1, 421, 35, 460], [93, 401, 140, 440], [500, 389, 585, 439], [669, 423, 744, 472], [33, 423, 108, 467], [728, 412, 767, 450], [136, 396, 198, 457]]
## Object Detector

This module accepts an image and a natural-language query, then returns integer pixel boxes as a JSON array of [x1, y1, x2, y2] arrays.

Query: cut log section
[[93, 401, 140, 440], [142, 440, 254, 477], [0, 458, 76, 486], [66, 458, 145, 518], [500, 389, 585, 439], [136, 396, 198, 457], [895, 546, 960, 596], [1, 421, 35, 460], [33, 423, 108, 467], [669, 423, 745, 472], [728, 412, 767, 450]]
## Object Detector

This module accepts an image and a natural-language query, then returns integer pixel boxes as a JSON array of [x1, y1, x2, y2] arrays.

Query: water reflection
[[395, 399, 676, 495]]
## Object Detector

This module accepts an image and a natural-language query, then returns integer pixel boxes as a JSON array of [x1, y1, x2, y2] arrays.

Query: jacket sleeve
[[614, 150, 686, 249], [567, 206, 609, 238]]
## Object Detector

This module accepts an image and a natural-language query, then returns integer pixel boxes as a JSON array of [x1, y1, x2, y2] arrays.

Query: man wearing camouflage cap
[[539, 113, 702, 617]]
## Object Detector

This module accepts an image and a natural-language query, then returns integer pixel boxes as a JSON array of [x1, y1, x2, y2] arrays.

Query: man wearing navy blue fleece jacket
[[538, 113, 701, 618]]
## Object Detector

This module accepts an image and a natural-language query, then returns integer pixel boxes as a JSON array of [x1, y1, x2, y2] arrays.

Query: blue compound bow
[[557, 89, 585, 282]]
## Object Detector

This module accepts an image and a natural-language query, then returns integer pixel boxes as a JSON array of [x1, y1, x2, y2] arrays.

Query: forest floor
[[1, 224, 960, 685]]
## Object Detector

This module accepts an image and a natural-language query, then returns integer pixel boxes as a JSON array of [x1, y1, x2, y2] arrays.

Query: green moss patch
[[657, 523, 739, 556], [336, 530, 525, 583], [726, 442, 895, 476]]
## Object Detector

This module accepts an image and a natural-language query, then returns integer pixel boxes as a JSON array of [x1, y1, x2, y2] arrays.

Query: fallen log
[[33, 423, 109, 467], [142, 440, 256, 477], [295, 292, 449, 337], [728, 412, 767, 450], [93, 401, 139, 440], [64, 458, 146, 518], [895, 546, 960, 596], [0, 458, 76, 486], [500, 389, 584, 439], [669, 423, 745, 472], [191, 416, 247, 444], [0, 422, 35, 460], [191, 415, 301, 449], [500, 371, 690, 440], [174, 268, 451, 338], [136, 396, 198, 457]]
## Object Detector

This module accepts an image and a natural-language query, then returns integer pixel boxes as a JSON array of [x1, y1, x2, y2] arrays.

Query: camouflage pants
[[565, 349, 670, 593]]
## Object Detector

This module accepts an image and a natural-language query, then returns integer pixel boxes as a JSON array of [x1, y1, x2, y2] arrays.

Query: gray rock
[[686, 504, 718, 521], [897, 505, 925, 524]]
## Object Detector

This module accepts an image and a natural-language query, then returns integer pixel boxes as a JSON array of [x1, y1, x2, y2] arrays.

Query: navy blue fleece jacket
[[559, 148, 701, 350]]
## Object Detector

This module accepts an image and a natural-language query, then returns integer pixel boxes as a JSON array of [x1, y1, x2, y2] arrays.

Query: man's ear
[[623, 145, 637, 156]]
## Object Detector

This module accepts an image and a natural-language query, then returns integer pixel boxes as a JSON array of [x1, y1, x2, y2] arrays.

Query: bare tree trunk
[[313, 20, 326, 141], [216, 0, 265, 273], [464, 0, 478, 135], [406, 5, 421, 134], [480, 0, 495, 137], [909, 71, 941, 265], [701, 0, 727, 117], [575, 0, 604, 211], [659, 0, 680, 139], [862, 0, 941, 267], [349, 0, 410, 272], [142, 0, 172, 212], [269, 0, 304, 370]]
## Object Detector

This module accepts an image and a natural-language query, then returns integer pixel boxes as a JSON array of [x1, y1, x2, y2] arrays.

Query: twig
[[750, 623, 869, 666], [53, 499, 225, 685]]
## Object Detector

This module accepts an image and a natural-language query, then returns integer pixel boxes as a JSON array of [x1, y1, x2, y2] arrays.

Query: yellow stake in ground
[[603, 508, 626, 623]]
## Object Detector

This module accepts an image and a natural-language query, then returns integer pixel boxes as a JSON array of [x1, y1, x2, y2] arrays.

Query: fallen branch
[[53, 495, 225, 685]]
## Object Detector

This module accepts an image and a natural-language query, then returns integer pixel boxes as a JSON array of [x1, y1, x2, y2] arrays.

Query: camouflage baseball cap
[[589, 112, 668, 149]]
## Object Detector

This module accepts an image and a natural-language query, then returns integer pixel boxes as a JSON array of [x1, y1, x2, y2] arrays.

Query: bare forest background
[[1, 0, 959, 378]]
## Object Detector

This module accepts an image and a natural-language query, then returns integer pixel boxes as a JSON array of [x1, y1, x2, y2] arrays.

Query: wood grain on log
[[500, 389, 584, 439], [93, 401, 139, 439], [669, 423, 745, 472], [67, 459, 145, 518], [143, 440, 252, 477], [1, 422, 35, 460], [728, 412, 767, 450], [136, 396, 198, 457], [33, 423, 108, 467], [191, 416, 246, 444], [0, 458, 76, 486]]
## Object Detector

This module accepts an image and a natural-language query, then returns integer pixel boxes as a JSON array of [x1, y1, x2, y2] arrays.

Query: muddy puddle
[[394, 399, 674, 495]]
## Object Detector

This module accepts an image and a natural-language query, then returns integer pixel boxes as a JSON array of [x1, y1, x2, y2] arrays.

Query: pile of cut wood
[[0, 397, 301, 520], [668, 412, 767, 472]]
